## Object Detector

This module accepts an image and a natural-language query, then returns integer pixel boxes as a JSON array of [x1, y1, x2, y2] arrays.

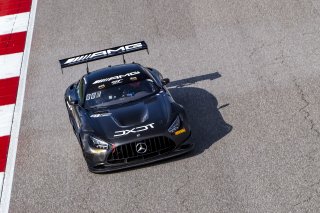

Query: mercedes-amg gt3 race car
[[59, 41, 194, 173]]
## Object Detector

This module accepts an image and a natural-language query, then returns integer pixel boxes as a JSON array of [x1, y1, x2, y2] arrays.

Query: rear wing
[[59, 41, 148, 72]]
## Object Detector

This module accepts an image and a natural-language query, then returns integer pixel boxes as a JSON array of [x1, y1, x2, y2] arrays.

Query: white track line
[[0, 0, 38, 212], [0, 173, 3, 200], [0, 12, 30, 35], [0, 53, 23, 79], [0, 105, 15, 137]]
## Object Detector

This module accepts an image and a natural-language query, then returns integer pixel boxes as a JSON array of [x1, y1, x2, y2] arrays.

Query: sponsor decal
[[114, 123, 155, 137], [90, 113, 111, 118], [111, 79, 123, 85], [63, 42, 143, 65], [86, 91, 101, 100], [98, 84, 105, 89], [92, 71, 140, 85], [174, 128, 186, 135]]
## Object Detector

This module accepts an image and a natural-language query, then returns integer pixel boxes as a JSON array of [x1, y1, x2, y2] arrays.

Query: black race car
[[59, 41, 193, 173]]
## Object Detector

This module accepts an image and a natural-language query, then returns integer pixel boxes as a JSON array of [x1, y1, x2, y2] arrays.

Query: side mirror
[[68, 94, 79, 105], [161, 78, 170, 85]]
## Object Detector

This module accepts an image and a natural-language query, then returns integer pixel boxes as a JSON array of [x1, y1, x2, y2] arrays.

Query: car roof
[[83, 63, 146, 85]]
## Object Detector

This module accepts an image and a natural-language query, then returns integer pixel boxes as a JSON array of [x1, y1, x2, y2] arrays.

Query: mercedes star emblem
[[136, 143, 147, 154]]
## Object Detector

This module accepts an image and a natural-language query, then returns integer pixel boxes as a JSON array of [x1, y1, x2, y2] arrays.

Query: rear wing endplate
[[59, 41, 148, 72]]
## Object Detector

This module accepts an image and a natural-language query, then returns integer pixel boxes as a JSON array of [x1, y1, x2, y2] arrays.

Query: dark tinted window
[[77, 79, 85, 103], [84, 79, 159, 108]]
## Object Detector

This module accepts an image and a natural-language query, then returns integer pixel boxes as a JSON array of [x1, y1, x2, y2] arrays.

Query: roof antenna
[[122, 53, 126, 64], [86, 62, 89, 74]]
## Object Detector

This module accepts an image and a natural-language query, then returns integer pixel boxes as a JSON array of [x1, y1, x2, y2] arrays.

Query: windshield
[[84, 79, 159, 108]]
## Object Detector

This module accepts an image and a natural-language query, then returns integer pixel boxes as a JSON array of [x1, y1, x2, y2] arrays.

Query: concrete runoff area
[[10, 0, 320, 212]]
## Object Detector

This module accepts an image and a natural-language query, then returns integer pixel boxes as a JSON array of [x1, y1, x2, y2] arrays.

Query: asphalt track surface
[[9, 0, 320, 212]]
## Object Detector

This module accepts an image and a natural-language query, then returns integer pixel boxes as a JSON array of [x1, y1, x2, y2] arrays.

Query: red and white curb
[[0, 0, 37, 212]]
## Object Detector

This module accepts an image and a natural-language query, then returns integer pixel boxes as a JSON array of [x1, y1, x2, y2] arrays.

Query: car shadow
[[168, 72, 221, 88], [168, 86, 232, 156], [104, 72, 232, 174], [166, 72, 232, 156]]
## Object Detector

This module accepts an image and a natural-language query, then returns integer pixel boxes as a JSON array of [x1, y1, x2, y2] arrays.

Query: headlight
[[168, 116, 181, 133], [90, 136, 110, 149]]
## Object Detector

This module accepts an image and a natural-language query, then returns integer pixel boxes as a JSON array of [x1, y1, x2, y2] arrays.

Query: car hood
[[87, 92, 172, 141]]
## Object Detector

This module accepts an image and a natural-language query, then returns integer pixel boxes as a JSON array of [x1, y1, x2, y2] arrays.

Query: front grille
[[107, 136, 175, 164]]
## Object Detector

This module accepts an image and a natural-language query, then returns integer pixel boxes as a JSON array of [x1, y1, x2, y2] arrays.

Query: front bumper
[[85, 132, 193, 173]]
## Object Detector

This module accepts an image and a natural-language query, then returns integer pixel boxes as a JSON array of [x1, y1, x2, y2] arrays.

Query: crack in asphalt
[[292, 78, 320, 209], [293, 79, 320, 137], [292, 180, 320, 209], [293, 194, 313, 207], [274, 49, 289, 65], [248, 36, 289, 77], [248, 36, 286, 60], [292, 184, 320, 209], [309, 179, 320, 188], [249, 43, 266, 60]]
